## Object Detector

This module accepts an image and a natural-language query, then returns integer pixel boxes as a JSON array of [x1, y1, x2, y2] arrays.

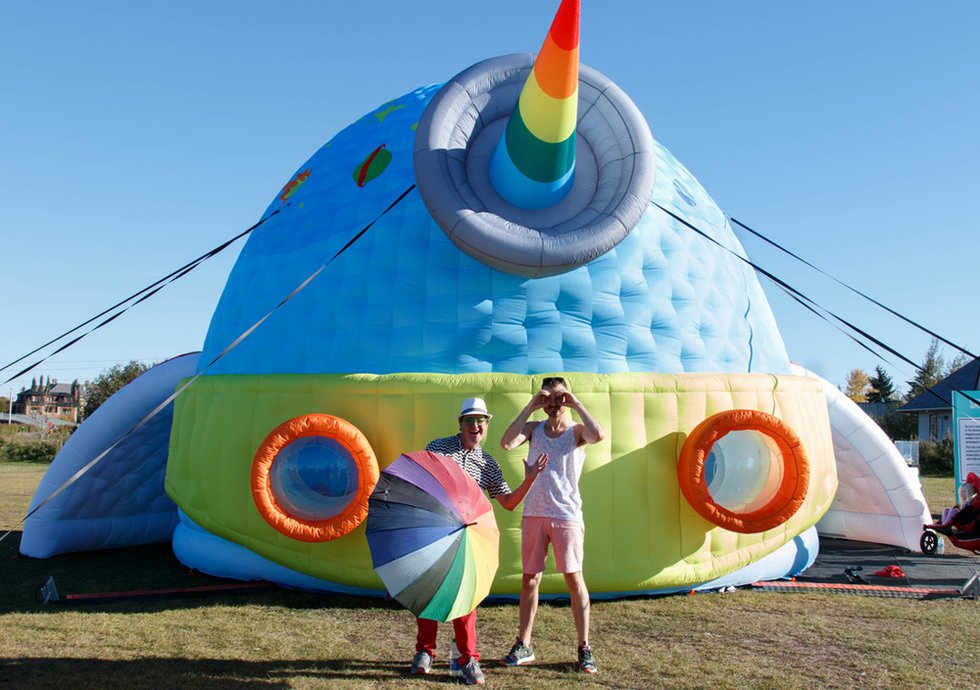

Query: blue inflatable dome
[[200, 78, 789, 377]]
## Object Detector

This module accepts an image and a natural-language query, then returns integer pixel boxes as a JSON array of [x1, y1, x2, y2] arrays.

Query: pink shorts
[[521, 516, 585, 574]]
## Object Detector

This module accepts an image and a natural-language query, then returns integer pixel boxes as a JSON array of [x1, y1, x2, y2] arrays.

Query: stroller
[[921, 517, 980, 554], [921, 472, 980, 555]]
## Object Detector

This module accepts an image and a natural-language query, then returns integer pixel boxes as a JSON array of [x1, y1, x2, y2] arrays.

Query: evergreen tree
[[866, 366, 896, 403], [906, 339, 946, 401], [944, 353, 969, 378]]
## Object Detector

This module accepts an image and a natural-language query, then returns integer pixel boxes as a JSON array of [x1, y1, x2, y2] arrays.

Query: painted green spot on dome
[[352, 144, 392, 187]]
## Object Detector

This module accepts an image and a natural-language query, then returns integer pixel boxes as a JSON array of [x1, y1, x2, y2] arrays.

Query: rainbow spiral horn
[[490, 0, 580, 210]]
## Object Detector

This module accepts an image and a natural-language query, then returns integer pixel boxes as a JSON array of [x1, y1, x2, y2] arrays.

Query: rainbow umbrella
[[366, 451, 500, 621]]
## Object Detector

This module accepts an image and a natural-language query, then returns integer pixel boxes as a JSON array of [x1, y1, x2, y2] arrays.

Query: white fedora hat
[[458, 397, 492, 419]]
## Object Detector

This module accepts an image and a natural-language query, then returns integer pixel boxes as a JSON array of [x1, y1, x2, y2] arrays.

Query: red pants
[[416, 610, 478, 665]]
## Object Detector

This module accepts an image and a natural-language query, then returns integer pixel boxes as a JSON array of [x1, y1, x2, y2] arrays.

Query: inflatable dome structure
[[23, 0, 929, 599]]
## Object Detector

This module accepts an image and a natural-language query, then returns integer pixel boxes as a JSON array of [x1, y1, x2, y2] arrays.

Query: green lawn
[[921, 474, 962, 515], [1, 464, 977, 689]]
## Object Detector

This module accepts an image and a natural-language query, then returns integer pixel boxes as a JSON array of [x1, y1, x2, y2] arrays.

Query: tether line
[[654, 202, 976, 411], [731, 216, 976, 360], [1, 185, 416, 545], [1, 209, 282, 386]]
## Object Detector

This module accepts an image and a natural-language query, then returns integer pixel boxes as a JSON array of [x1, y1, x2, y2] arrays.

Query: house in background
[[12, 379, 83, 423], [898, 357, 980, 442]]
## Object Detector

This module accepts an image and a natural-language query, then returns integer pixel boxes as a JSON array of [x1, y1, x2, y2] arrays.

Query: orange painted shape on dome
[[279, 169, 311, 202]]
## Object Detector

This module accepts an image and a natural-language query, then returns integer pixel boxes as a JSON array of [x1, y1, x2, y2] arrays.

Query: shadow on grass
[[1, 531, 402, 616], [0, 657, 585, 687], [0, 657, 440, 687]]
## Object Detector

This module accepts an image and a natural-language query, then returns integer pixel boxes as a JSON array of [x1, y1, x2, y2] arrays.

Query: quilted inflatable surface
[[166, 372, 834, 595], [20, 354, 198, 557], [167, 53, 819, 596], [199, 83, 790, 377]]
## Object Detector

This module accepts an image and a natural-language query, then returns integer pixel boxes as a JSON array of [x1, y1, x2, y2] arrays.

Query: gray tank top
[[523, 424, 586, 521]]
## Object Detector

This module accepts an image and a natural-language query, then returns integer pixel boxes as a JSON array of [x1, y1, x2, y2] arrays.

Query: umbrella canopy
[[367, 450, 500, 621]]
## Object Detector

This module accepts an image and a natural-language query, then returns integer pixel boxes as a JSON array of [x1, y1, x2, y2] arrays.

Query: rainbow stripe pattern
[[367, 451, 500, 621], [490, 0, 580, 210]]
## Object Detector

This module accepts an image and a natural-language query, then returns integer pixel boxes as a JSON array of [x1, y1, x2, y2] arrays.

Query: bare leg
[[518, 572, 542, 645], [564, 571, 590, 646]]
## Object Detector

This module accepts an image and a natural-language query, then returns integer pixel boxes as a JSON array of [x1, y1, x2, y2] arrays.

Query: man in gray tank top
[[497, 377, 606, 674]]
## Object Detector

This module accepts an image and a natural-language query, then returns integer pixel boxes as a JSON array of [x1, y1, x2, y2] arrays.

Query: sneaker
[[501, 638, 535, 666], [460, 658, 486, 685], [410, 650, 432, 675], [577, 644, 597, 674]]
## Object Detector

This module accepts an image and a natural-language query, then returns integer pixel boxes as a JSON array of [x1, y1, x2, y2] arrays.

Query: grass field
[[1, 464, 977, 689]]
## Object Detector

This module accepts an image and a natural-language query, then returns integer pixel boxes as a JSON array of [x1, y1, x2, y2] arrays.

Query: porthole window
[[677, 410, 809, 534], [703, 430, 784, 514], [252, 414, 379, 542], [269, 436, 359, 521]]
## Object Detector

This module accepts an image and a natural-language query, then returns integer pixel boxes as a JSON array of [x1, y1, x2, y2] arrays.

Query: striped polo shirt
[[425, 434, 511, 498]]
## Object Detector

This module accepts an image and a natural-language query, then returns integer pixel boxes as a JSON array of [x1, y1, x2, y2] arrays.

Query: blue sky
[[2, 1, 978, 398]]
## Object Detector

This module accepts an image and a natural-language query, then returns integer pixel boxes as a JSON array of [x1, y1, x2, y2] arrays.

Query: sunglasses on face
[[461, 416, 489, 426]]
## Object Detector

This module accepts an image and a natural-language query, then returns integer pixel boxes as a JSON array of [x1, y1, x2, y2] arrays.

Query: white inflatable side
[[20, 353, 199, 558], [791, 364, 931, 550]]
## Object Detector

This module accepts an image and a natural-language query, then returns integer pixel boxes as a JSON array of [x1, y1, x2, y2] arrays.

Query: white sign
[[956, 417, 980, 478]]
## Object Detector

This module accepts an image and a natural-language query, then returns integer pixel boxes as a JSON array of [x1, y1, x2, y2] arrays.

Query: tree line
[[842, 339, 970, 473], [0, 361, 151, 463], [844, 339, 968, 407]]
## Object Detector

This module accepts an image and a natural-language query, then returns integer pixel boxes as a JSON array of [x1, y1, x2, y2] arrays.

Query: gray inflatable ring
[[414, 53, 657, 278]]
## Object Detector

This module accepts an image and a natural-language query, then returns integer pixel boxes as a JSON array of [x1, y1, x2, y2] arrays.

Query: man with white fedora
[[410, 396, 548, 685]]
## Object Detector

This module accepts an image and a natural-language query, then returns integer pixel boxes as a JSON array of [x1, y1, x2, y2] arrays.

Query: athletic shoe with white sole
[[578, 644, 597, 674], [460, 658, 486, 685], [410, 650, 432, 675], [501, 638, 535, 666]]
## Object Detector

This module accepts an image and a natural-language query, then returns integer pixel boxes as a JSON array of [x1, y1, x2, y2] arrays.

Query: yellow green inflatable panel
[[165, 372, 836, 595]]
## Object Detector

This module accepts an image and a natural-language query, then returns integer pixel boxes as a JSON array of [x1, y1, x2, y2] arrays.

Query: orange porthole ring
[[677, 409, 809, 534], [251, 413, 379, 542]]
